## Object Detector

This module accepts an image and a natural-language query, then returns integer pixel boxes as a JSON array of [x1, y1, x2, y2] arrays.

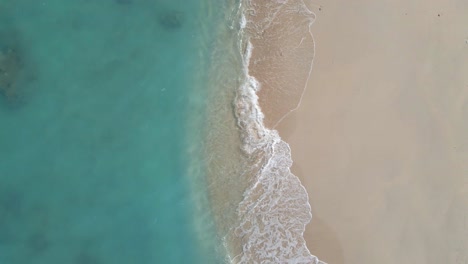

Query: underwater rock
[[158, 11, 184, 30], [114, 0, 132, 4], [27, 232, 50, 253], [0, 190, 23, 217], [75, 251, 100, 264], [0, 48, 21, 101]]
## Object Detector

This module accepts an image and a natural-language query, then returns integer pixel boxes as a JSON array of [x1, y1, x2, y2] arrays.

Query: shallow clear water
[[0, 0, 223, 263]]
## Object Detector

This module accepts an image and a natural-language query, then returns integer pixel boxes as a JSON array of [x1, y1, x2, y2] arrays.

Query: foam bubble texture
[[230, 1, 325, 263]]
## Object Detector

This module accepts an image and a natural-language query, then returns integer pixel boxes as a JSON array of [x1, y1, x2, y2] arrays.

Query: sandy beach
[[275, 0, 468, 263]]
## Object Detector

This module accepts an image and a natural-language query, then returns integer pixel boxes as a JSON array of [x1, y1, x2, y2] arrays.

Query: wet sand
[[276, 0, 468, 263]]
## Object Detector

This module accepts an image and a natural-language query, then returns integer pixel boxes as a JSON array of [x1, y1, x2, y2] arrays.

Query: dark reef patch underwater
[[0, 0, 225, 263], [158, 10, 184, 30], [0, 28, 27, 109], [0, 48, 21, 100]]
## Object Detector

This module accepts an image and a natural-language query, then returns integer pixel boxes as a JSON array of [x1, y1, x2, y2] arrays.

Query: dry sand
[[276, 0, 468, 263]]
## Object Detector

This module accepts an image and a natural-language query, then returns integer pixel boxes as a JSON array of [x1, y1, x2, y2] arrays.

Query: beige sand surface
[[276, 0, 468, 263]]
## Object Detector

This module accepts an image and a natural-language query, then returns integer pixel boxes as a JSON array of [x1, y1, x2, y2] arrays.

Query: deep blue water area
[[0, 0, 223, 263]]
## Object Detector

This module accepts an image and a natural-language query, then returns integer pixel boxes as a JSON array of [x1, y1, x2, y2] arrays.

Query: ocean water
[[0, 0, 225, 263], [1, 0, 327, 263]]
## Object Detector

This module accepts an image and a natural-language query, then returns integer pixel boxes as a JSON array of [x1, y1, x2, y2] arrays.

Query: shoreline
[[230, 0, 323, 263], [202, 0, 324, 262]]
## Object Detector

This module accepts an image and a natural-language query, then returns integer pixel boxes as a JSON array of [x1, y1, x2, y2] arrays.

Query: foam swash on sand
[[227, 0, 325, 263]]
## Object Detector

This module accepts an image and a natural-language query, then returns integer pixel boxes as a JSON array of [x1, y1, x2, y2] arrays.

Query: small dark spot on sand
[[158, 11, 184, 30], [438, 13, 440, 17], [319, 7, 322, 11]]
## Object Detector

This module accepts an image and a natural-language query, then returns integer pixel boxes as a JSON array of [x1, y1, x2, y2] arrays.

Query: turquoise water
[[0, 0, 224, 263]]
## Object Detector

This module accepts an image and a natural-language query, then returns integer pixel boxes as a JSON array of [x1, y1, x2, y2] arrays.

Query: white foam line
[[231, 1, 325, 263]]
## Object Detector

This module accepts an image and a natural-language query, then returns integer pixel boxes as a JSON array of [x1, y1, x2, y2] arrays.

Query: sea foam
[[230, 0, 325, 263]]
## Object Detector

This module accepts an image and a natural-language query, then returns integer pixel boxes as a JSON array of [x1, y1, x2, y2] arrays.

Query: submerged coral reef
[[0, 47, 21, 101], [158, 11, 184, 29]]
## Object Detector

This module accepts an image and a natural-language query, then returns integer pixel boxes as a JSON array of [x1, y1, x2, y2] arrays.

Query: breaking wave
[[228, 0, 325, 263]]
